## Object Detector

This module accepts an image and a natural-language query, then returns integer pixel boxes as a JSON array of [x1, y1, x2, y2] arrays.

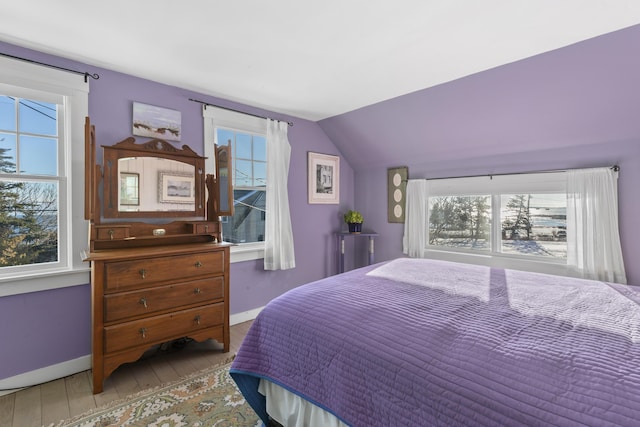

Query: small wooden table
[[336, 231, 378, 274]]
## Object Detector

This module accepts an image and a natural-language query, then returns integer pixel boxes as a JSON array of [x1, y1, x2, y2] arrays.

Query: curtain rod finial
[[83, 72, 99, 83]]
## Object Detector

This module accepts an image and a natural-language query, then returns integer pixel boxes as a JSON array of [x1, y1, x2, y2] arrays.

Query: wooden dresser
[[86, 242, 230, 393], [82, 119, 234, 394]]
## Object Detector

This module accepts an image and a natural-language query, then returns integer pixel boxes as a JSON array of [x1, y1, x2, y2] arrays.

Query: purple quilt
[[230, 258, 640, 426]]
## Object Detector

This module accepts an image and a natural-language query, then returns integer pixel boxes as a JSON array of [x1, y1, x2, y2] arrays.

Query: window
[[0, 56, 89, 295], [425, 172, 568, 273], [0, 95, 61, 268], [429, 192, 567, 259], [499, 193, 566, 258], [216, 128, 266, 244], [429, 195, 491, 251], [203, 106, 267, 262]]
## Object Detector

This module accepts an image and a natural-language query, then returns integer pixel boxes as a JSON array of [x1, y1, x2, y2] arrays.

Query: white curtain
[[566, 167, 626, 283], [264, 119, 296, 270], [403, 179, 428, 257]]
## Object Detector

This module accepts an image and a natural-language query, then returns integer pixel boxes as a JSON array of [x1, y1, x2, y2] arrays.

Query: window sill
[[0, 268, 91, 297], [423, 248, 574, 277], [230, 242, 265, 263]]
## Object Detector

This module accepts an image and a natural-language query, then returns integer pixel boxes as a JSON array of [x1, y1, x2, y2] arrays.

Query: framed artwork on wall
[[132, 102, 181, 141], [387, 166, 408, 223], [308, 152, 340, 204]]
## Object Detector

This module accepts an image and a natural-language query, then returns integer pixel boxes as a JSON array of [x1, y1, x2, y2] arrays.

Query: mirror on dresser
[[82, 116, 232, 394], [102, 138, 204, 218], [84, 116, 234, 251], [117, 156, 196, 213]]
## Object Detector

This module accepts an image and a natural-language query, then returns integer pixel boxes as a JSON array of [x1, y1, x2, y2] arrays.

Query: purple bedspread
[[230, 258, 640, 426]]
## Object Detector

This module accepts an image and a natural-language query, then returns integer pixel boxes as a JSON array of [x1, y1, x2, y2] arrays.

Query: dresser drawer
[[95, 225, 130, 241], [104, 303, 224, 353], [104, 251, 225, 292], [187, 221, 220, 235], [104, 277, 224, 323]]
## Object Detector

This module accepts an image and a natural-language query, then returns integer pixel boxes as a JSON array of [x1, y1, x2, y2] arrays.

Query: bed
[[230, 258, 640, 426]]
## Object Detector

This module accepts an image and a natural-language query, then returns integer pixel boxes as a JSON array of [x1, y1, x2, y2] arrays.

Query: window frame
[[203, 106, 267, 263], [0, 56, 89, 297], [424, 172, 571, 276]]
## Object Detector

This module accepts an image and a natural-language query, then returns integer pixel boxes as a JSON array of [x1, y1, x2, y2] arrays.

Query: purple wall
[[0, 285, 91, 377], [319, 24, 640, 283], [0, 41, 353, 380]]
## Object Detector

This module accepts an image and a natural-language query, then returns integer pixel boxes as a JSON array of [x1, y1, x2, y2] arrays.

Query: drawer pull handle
[[139, 327, 147, 339], [139, 268, 146, 279], [195, 261, 203, 268], [194, 315, 201, 325], [108, 229, 114, 240], [139, 297, 148, 308], [194, 288, 201, 295]]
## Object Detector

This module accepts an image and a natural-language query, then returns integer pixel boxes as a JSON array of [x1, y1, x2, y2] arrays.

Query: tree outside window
[[500, 194, 566, 258], [429, 195, 491, 250]]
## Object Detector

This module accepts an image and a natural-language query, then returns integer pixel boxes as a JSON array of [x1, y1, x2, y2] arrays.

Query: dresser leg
[[224, 328, 230, 352], [92, 371, 103, 394]]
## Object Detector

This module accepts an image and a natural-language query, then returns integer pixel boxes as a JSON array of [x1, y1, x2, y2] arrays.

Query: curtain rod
[[189, 98, 293, 127], [0, 52, 99, 83], [417, 165, 620, 182]]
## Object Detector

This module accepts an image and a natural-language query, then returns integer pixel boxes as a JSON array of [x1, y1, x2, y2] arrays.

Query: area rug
[[50, 359, 261, 427]]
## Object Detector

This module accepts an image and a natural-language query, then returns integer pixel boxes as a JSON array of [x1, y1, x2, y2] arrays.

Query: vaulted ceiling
[[1, 1, 640, 121]]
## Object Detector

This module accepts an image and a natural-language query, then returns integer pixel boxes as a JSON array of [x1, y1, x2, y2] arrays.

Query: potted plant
[[344, 209, 364, 233]]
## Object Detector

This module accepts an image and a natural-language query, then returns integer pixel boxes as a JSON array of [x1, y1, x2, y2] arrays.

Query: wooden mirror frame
[[215, 144, 234, 217], [85, 117, 226, 251], [102, 137, 206, 219]]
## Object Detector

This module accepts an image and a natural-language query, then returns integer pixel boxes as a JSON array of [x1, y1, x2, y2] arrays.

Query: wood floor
[[0, 320, 253, 427]]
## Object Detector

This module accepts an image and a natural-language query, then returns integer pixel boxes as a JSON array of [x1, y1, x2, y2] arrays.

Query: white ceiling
[[1, 1, 640, 121]]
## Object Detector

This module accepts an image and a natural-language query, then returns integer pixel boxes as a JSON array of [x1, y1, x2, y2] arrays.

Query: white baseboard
[[0, 355, 91, 397], [0, 308, 263, 396], [230, 306, 264, 325]]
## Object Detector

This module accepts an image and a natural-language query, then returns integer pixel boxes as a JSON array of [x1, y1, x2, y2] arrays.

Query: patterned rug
[[50, 359, 261, 427]]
